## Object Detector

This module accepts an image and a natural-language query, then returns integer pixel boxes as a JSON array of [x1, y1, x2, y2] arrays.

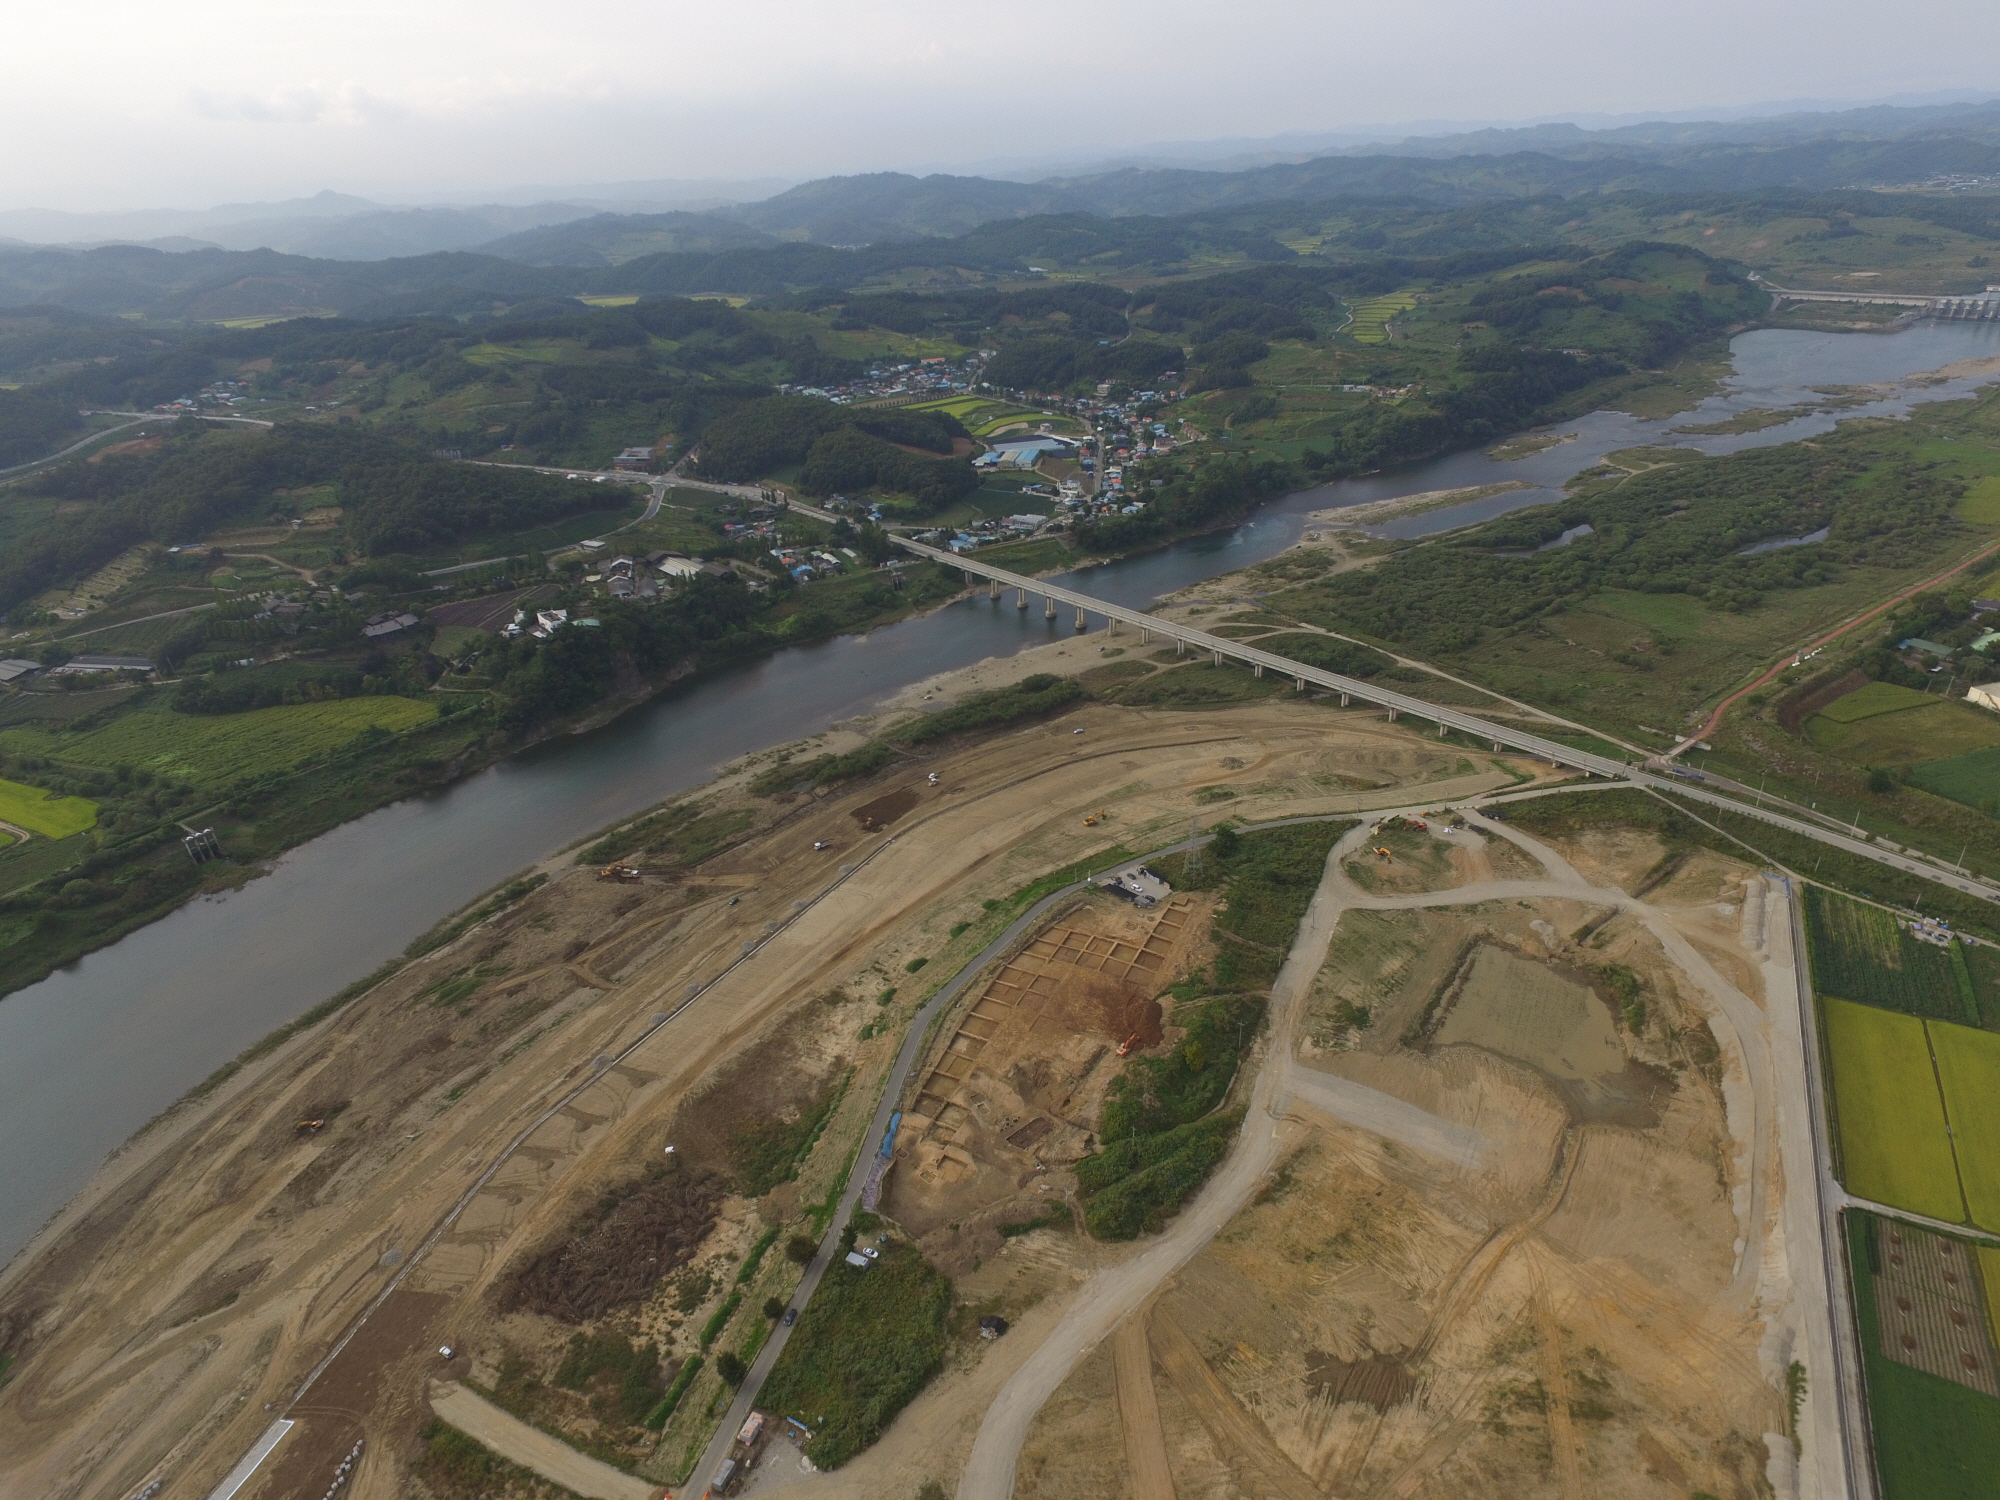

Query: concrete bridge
[[896, 536, 2000, 903], [1760, 281, 2000, 318]]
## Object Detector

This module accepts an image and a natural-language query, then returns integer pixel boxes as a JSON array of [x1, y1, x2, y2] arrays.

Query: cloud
[[189, 82, 405, 127]]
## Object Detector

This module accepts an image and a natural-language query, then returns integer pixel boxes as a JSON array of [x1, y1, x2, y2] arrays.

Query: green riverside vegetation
[[1075, 821, 1350, 1239]]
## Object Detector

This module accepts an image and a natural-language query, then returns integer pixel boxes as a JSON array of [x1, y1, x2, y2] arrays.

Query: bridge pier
[[1437, 721, 1447, 736], [1492, 741, 1503, 753], [1139, 627, 1151, 643], [1253, 663, 1264, 678], [1016, 588, 1027, 610], [1045, 597, 1057, 620], [1295, 677, 1306, 693], [1074, 606, 1086, 630], [1211, 649, 1223, 667], [1387, 708, 1398, 723], [1339, 692, 1349, 707], [1176, 639, 1187, 657], [989, 580, 1000, 600]]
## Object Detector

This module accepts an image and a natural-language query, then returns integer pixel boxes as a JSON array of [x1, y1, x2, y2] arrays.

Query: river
[[4, 317, 1998, 1263]]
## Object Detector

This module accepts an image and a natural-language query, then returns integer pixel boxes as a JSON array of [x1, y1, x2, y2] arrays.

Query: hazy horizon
[[7, 0, 1999, 214]]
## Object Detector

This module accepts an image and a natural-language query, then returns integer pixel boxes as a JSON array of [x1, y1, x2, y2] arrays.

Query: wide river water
[[5, 317, 1999, 1262]]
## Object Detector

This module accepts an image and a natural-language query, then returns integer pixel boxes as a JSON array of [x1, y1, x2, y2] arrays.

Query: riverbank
[[0, 663, 1547, 1498], [8, 315, 2000, 1273]]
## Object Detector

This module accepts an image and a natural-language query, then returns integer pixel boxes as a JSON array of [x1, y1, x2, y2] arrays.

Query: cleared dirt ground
[[889, 890, 1213, 1271], [1013, 848, 1788, 1500], [0, 676, 1536, 1500]]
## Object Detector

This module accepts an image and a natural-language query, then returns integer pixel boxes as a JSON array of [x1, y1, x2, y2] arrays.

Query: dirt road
[[959, 799, 1836, 1500], [1287, 1064, 1489, 1166], [955, 818, 1374, 1500], [4, 695, 1524, 1500], [429, 1381, 657, 1500], [1111, 1317, 1175, 1500]]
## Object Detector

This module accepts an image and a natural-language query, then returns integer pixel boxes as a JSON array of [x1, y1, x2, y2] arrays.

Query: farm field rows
[[1815, 681, 1933, 723], [1804, 886, 1981, 1025], [1823, 998, 1966, 1223], [1845, 1212, 2000, 1500], [1932, 1024, 2000, 1231], [0, 777, 98, 838], [0, 697, 438, 786], [1344, 289, 1419, 343]]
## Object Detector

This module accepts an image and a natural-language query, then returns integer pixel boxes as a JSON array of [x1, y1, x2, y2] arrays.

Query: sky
[[8, 0, 2000, 210]]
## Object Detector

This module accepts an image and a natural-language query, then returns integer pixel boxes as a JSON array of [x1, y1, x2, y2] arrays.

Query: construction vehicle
[[597, 863, 641, 883], [1083, 810, 1107, 826], [1373, 846, 1393, 861], [1116, 1031, 1142, 1056]]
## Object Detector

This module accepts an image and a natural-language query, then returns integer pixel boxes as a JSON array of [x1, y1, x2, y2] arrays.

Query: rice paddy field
[[1823, 998, 1967, 1223], [0, 776, 99, 837], [1845, 1211, 2000, 1500], [1344, 290, 1420, 344], [1932, 1024, 2000, 1231], [904, 395, 1066, 437], [0, 697, 438, 787]]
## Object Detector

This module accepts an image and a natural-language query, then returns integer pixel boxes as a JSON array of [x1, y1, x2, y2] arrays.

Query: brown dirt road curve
[[429, 1380, 659, 1500], [956, 800, 1844, 1500]]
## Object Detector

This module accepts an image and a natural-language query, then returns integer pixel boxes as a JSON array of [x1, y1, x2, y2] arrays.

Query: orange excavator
[[1116, 1032, 1143, 1056], [1083, 810, 1108, 826], [1373, 846, 1394, 861]]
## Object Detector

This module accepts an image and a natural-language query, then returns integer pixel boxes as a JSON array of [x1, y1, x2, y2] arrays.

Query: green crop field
[[1818, 680, 1935, 723], [0, 698, 437, 786], [1932, 1023, 2000, 1232], [1956, 475, 2000, 525], [1847, 1213, 2000, 1500], [1345, 290, 1420, 344], [1810, 698, 2000, 765], [0, 776, 99, 837], [1805, 887, 1977, 1023], [1911, 746, 2000, 813], [1984, 1245, 2000, 1353], [1824, 998, 1966, 1222]]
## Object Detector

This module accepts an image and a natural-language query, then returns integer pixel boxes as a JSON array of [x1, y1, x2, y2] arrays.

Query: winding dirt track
[[956, 802, 1825, 1500]]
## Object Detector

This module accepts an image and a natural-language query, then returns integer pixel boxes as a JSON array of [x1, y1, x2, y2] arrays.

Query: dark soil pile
[[497, 1166, 724, 1322]]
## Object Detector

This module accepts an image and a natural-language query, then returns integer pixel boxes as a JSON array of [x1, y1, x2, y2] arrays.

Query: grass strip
[[699, 1291, 742, 1351], [736, 1226, 779, 1285], [643, 1355, 703, 1431]]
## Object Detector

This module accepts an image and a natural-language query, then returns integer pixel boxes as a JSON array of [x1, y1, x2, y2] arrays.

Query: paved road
[[0, 417, 158, 480], [681, 830, 1240, 1497], [1775, 876, 1873, 1500], [1, 410, 275, 484], [902, 536, 2000, 907], [51, 601, 216, 641]]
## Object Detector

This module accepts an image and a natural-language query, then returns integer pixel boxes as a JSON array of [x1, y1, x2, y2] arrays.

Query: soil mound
[[497, 1167, 723, 1322], [1305, 1351, 1416, 1412]]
